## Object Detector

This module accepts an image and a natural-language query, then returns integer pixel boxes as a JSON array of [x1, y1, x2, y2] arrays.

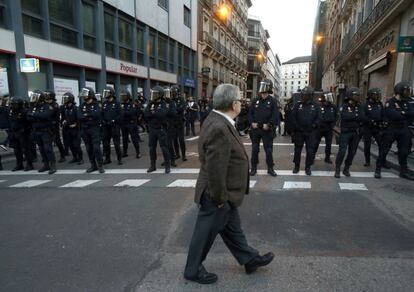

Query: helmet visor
[[0, 96, 9, 107], [164, 88, 171, 100], [29, 92, 41, 103], [258, 82, 270, 94], [150, 90, 162, 102], [324, 93, 333, 103], [102, 89, 113, 99], [80, 88, 90, 98]]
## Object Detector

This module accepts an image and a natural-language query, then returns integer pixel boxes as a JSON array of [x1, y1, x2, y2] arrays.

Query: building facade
[[263, 48, 282, 98], [197, 0, 251, 99], [281, 56, 312, 102], [0, 0, 197, 103]]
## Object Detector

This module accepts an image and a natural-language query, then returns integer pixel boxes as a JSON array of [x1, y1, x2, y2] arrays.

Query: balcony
[[335, 0, 400, 68], [248, 30, 261, 38]]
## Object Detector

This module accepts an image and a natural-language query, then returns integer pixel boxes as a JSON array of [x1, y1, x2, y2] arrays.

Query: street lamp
[[216, 2, 230, 22], [316, 35, 324, 42]]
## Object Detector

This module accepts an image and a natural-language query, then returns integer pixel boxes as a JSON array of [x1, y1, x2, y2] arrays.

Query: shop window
[[148, 32, 156, 68], [169, 41, 175, 73], [22, 0, 41, 15], [158, 35, 168, 71], [119, 47, 133, 62], [158, 0, 168, 11], [50, 24, 77, 47], [184, 5, 191, 28], [0, 4, 4, 27], [82, 2, 95, 52], [49, 0, 74, 26], [104, 12, 115, 57], [136, 25, 145, 65], [22, 14, 43, 38], [119, 18, 132, 62]]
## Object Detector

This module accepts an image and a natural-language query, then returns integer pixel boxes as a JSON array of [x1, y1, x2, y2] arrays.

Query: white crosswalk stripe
[[114, 179, 150, 187], [167, 179, 197, 188], [339, 183, 368, 191], [59, 180, 100, 188], [0, 180, 6, 183], [9, 180, 51, 188], [283, 181, 312, 189], [250, 180, 257, 188]]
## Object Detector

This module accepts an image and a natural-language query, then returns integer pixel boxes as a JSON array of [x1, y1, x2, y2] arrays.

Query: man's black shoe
[[182, 156, 188, 161], [103, 158, 111, 165], [324, 157, 333, 164], [374, 167, 381, 179], [12, 165, 24, 172], [24, 164, 34, 172], [383, 162, 391, 169], [118, 160, 123, 165], [184, 271, 218, 284], [69, 158, 78, 164], [334, 168, 340, 178], [292, 164, 300, 174], [147, 164, 156, 173], [400, 171, 414, 181], [305, 167, 312, 176], [86, 165, 98, 173], [171, 160, 177, 167], [267, 168, 277, 177], [122, 153, 128, 158], [58, 157, 66, 163], [343, 166, 351, 177], [77, 159, 84, 165], [250, 167, 257, 176], [245, 252, 274, 274], [98, 165, 105, 174], [165, 165, 171, 174], [363, 161, 370, 167], [136, 153, 141, 159], [38, 164, 50, 173]]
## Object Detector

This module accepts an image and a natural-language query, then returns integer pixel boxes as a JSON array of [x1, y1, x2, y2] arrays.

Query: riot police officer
[[26, 90, 57, 174], [292, 86, 320, 175], [8, 97, 33, 171], [248, 79, 279, 177], [185, 96, 198, 136], [164, 86, 178, 167], [362, 88, 383, 167], [315, 92, 337, 164], [144, 86, 171, 173], [283, 97, 295, 136], [334, 87, 365, 178], [198, 96, 211, 127], [236, 97, 250, 136], [44, 90, 66, 163], [61, 92, 83, 164], [120, 91, 141, 159], [102, 87, 122, 165], [171, 85, 187, 161], [375, 82, 414, 180], [0, 95, 10, 170], [78, 87, 104, 173]]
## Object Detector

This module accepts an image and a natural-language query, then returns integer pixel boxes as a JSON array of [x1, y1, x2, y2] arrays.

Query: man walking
[[184, 84, 274, 284]]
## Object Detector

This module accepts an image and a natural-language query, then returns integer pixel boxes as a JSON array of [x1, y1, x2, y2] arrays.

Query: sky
[[248, 0, 320, 63]]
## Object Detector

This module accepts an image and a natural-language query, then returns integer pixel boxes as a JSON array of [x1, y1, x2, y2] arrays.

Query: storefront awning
[[363, 52, 390, 74]]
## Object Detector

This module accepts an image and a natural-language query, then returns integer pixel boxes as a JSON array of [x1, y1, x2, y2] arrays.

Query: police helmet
[[10, 96, 24, 110], [120, 90, 132, 102], [62, 92, 75, 105], [170, 85, 181, 98], [164, 86, 172, 100], [301, 86, 315, 102], [150, 86, 164, 102], [258, 79, 273, 94], [394, 81, 411, 99], [0, 95, 9, 107], [44, 90, 56, 103], [346, 87, 361, 102], [102, 86, 116, 100], [30, 90, 45, 104], [324, 92, 334, 103], [80, 87, 95, 101], [367, 88, 381, 102]]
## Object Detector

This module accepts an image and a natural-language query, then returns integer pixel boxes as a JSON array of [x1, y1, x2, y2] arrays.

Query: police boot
[[374, 166, 381, 179], [250, 165, 257, 176], [0, 155, 3, 170], [117, 159, 123, 165], [364, 159, 370, 167], [165, 162, 171, 174], [399, 166, 414, 181], [267, 167, 277, 177], [77, 155, 84, 165], [147, 162, 156, 173], [58, 156, 66, 163], [383, 161, 391, 169], [103, 157, 112, 165], [334, 166, 341, 178], [12, 163, 24, 172], [98, 164, 105, 174], [24, 163, 34, 172], [69, 157, 78, 163], [324, 157, 332, 164], [182, 152, 187, 161], [48, 161, 57, 175], [292, 164, 300, 174], [38, 162, 50, 172], [343, 165, 351, 177], [171, 159, 177, 167], [136, 153, 141, 159], [122, 152, 128, 158], [86, 163, 98, 173], [305, 166, 312, 176]]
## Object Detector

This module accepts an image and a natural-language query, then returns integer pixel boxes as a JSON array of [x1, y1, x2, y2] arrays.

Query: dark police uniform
[[376, 97, 414, 176], [248, 95, 279, 171], [8, 103, 33, 171], [27, 103, 56, 172], [335, 101, 364, 176], [78, 100, 103, 171], [120, 100, 141, 158], [0, 102, 10, 170], [62, 103, 83, 164], [144, 100, 170, 169], [51, 101, 66, 162], [198, 97, 210, 127], [102, 99, 122, 164], [173, 95, 187, 160], [292, 101, 320, 172], [283, 99, 295, 136], [166, 98, 178, 165], [315, 103, 336, 162], [185, 100, 198, 136], [362, 100, 383, 166]]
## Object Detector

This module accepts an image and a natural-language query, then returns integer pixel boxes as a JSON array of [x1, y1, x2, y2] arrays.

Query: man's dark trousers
[[250, 128, 274, 168], [293, 130, 316, 167], [335, 130, 360, 168], [184, 192, 258, 278], [148, 127, 170, 163], [121, 123, 140, 156], [81, 126, 103, 166], [315, 125, 333, 159], [103, 124, 122, 160], [174, 122, 186, 158], [376, 127, 411, 168], [65, 127, 83, 160], [362, 126, 381, 164]]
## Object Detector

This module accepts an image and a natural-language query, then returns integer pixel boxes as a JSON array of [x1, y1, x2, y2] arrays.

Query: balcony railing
[[335, 0, 398, 68], [248, 30, 261, 38]]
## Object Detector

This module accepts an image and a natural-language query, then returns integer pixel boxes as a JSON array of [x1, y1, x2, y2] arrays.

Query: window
[[136, 25, 145, 65], [49, 0, 74, 26], [50, 24, 77, 46], [184, 6, 191, 28], [298, 81, 301, 84], [148, 31, 156, 68], [168, 41, 175, 73], [291, 81, 294, 85], [82, 2, 95, 52], [0, 3, 5, 27], [183, 47, 190, 77], [22, 0, 43, 37], [158, 35, 168, 71], [22, 0, 41, 15], [158, 0, 168, 11], [104, 12, 115, 57], [118, 17, 133, 62]]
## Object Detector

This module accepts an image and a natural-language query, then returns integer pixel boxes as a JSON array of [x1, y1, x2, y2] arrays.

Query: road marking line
[[339, 183, 368, 191], [0, 180, 5, 183], [250, 180, 257, 188], [283, 181, 311, 189], [59, 180, 100, 188], [114, 179, 150, 187], [243, 143, 338, 147], [9, 180, 51, 188], [186, 136, 199, 141], [167, 179, 197, 188]]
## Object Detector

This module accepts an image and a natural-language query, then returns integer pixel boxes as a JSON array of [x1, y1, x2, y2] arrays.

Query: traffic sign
[[20, 58, 40, 73]]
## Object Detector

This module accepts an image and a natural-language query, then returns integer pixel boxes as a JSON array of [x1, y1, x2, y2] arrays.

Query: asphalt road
[[1, 129, 414, 292]]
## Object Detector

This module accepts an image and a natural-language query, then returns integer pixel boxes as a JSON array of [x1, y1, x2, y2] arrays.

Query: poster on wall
[[54, 77, 79, 105], [85, 81, 96, 92], [121, 84, 132, 94], [0, 69, 10, 96]]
